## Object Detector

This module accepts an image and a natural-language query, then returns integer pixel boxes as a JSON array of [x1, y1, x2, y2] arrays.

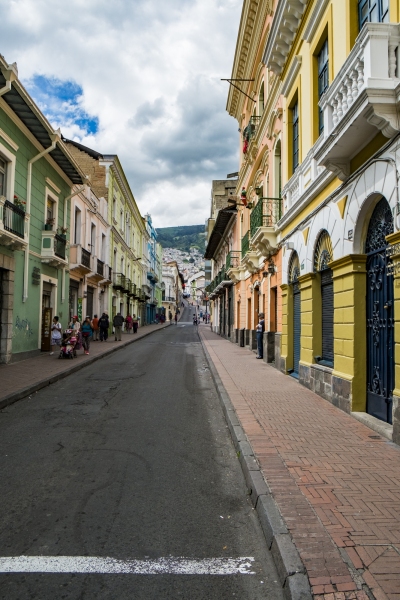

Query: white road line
[[0, 556, 256, 575]]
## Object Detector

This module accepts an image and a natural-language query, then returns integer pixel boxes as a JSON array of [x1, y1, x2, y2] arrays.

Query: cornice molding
[[0, 127, 18, 151], [302, 0, 330, 42], [281, 55, 302, 97], [263, 0, 308, 75]]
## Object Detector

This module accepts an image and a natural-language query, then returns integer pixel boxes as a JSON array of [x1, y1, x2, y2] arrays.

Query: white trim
[[45, 177, 61, 194], [281, 56, 302, 98], [0, 140, 16, 202], [302, 0, 330, 43], [0, 128, 18, 152]]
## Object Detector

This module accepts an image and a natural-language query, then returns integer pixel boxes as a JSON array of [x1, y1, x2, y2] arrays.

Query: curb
[[199, 331, 312, 600], [0, 323, 171, 412]]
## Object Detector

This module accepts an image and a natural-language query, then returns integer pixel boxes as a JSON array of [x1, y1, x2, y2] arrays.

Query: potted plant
[[57, 225, 68, 239], [44, 217, 55, 231], [13, 194, 26, 211]]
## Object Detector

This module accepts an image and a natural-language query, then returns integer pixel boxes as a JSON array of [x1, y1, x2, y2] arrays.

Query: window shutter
[[321, 269, 334, 364]]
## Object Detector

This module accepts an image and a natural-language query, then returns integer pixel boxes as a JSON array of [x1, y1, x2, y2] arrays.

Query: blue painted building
[[145, 214, 158, 323]]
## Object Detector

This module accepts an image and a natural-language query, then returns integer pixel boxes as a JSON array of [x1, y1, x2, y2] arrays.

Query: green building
[[0, 59, 84, 363]]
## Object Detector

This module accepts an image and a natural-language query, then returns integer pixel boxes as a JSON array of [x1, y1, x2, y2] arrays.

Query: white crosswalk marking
[[0, 556, 256, 575]]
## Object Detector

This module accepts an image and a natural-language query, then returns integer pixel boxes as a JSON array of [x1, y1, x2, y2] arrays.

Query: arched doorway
[[314, 231, 334, 367], [365, 197, 394, 424], [289, 252, 301, 377]]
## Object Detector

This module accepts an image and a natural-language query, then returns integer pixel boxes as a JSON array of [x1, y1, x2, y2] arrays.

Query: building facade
[[0, 58, 85, 362], [207, 0, 400, 444]]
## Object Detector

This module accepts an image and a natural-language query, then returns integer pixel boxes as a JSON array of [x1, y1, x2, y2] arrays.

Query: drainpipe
[[23, 129, 61, 302], [0, 62, 18, 97], [60, 179, 89, 302]]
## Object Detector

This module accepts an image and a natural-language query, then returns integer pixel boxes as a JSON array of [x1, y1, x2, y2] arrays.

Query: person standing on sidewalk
[[169, 311, 172, 324], [174, 312, 178, 325], [70, 315, 80, 332], [125, 314, 133, 333], [113, 312, 124, 341], [132, 314, 139, 334], [256, 312, 265, 359], [98, 312, 109, 341], [81, 316, 93, 355], [91, 314, 99, 341], [50, 316, 62, 355]]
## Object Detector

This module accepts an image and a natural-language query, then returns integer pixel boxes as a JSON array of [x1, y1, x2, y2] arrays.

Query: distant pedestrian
[[81, 316, 93, 355], [174, 312, 178, 324], [169, 311, 173, 323], [91, 314, 99, 341], [113, 312, 124, 341], [132, 314, 139, 333], [256, 312, 265, 360], [50, 316, 62, 355], [98, 312, 109, 341], [125, 313, 133, 333]]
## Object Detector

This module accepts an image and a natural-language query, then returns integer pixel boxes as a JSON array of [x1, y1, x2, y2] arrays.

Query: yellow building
[[264, 0, 400, 443]]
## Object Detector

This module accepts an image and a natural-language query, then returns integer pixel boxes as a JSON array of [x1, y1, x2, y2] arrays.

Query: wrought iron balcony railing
[[3, 199, 25, 239], [113, 272, 126, 290], [243, 115, 261, 141], [54, 234, 67, 260], [241, 231, 250, 258], [96, 258, 104, 277], [250, 197, 282, 239], [81, 248, 91, 269], [226, 251, 241, 270]]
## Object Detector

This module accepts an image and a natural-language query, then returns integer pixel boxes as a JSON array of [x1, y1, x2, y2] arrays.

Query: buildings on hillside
[[0, 56, 164, 364], [205, 0, 400, 444]]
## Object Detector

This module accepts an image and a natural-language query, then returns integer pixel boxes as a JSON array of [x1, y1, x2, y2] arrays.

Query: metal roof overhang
[[0, 71, 83, 184], [204, 208, 237, 260]]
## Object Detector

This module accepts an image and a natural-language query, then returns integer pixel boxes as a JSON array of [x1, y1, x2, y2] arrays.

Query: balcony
[[128, 281, 137, 297], [226, 251, 242, 284], [70, 244, 92, 274], [241, 230, 259, 274], [41, 230, 67, 266], [123, 277, 131, 294], [316, 23, 400, 180], [250, 197, 281, 257], [96, 258, 104, 278], [147, 269, 159, 283], [113, 272, 126, 292], [0, 197, 28, 250]]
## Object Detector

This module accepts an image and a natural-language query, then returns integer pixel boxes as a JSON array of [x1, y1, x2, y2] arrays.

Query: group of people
[[50, 312, 140, 357]]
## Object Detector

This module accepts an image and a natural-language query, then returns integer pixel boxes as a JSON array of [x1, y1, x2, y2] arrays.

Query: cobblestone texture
[[200, 326, 400, 600]]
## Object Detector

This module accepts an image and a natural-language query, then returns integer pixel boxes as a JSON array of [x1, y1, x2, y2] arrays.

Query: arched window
[[314, 230, 334, 366], [259, 82, 265, 116], [274, 139, 281, 198], [289, 251, 301, 376]]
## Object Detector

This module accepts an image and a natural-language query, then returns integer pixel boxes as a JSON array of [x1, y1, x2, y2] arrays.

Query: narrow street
[[0, 306, 283, 600]]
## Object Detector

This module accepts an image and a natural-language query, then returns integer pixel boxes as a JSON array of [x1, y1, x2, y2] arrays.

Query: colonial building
[[0, 57, 85, 362], [162, 260, 184, 318], [218, 0, 400, 444], [65, 142, 147, 327]]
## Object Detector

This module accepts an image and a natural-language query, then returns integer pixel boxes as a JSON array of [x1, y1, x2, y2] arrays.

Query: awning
[[204, 207, 237, 260]]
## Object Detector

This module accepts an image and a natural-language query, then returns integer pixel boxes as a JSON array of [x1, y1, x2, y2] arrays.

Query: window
[[318, 39, 329, 135], [74, 208, 81, 244], [259, 82, 265, 116], [91, 223, 96, 255], [359, 0, 388, 28], [112, 197, 116, 220], [0, 158, 6, 197], [314, 231, 334, 367], [101, 234, 106, 261], [120, 209, 123, 231], [47, 197, 55, 229], [292, 102, 299, 173]]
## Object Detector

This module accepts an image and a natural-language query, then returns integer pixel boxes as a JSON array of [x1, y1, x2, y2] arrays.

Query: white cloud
[[0, 0, 242, 227]]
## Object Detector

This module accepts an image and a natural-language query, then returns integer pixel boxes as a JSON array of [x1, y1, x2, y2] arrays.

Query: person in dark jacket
[[113, 312, 124, 341], [98, 312, 109, 342], [256, 312, 265, 359]]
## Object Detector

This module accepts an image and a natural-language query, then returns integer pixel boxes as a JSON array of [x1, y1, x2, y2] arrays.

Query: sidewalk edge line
[[0, 324, 171, 412], [198, 329, 312, 600]]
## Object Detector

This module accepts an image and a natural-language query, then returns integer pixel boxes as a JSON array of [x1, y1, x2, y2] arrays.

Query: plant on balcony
[[57, 225, 68, 238], [13, 194, 26, 210]]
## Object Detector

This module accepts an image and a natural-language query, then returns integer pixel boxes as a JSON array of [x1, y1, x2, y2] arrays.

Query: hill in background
[[156, 225, 205, 252]]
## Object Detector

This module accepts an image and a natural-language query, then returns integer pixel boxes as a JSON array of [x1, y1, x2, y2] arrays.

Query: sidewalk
[[199, 325, 400, 600], [0, 322, 169, 410]]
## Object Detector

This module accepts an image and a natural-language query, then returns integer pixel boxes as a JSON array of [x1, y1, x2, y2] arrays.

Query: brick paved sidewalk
[[199, 325, 400, 600], [0, 322, 169, 407]]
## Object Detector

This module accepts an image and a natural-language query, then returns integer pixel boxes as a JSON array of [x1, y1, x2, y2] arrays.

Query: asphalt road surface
[[0, 305, 284, 599]]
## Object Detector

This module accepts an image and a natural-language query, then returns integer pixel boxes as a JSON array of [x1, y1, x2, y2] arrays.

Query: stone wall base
[[299, 363, 352, 414], [245, 329, 250, 346], [248, 329, 257, 351], [11, 349, 41, 363]]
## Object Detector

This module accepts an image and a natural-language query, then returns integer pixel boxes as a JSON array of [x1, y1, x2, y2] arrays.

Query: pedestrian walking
[[169, 311, 173, 323], [132, 314, 139, 333], [125, 313, 133, 333], [174, 312, 178, 324], [98, 312, 109, 341], [91, 314, 99, 341], [256, 312, 265, 360], [81, 316, 93, 355], [50, 316, 62, 355], [113, 312, 124, 341]]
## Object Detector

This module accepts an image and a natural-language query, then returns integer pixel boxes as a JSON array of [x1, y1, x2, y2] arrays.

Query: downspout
[[23, 129, 61, 302], [60, 180, 89, 302], [0, 62, 18, 97]]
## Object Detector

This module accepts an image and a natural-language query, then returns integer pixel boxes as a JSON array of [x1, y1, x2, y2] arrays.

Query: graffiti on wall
[[14, 316, 34, 337]]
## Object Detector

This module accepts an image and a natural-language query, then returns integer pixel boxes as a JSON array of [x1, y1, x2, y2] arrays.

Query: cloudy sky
[[1, 0, 242, 227]]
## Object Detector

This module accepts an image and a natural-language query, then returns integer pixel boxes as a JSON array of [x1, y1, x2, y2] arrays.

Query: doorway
[[87, 286, 94, 318], [41, 282, 53, 352]]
